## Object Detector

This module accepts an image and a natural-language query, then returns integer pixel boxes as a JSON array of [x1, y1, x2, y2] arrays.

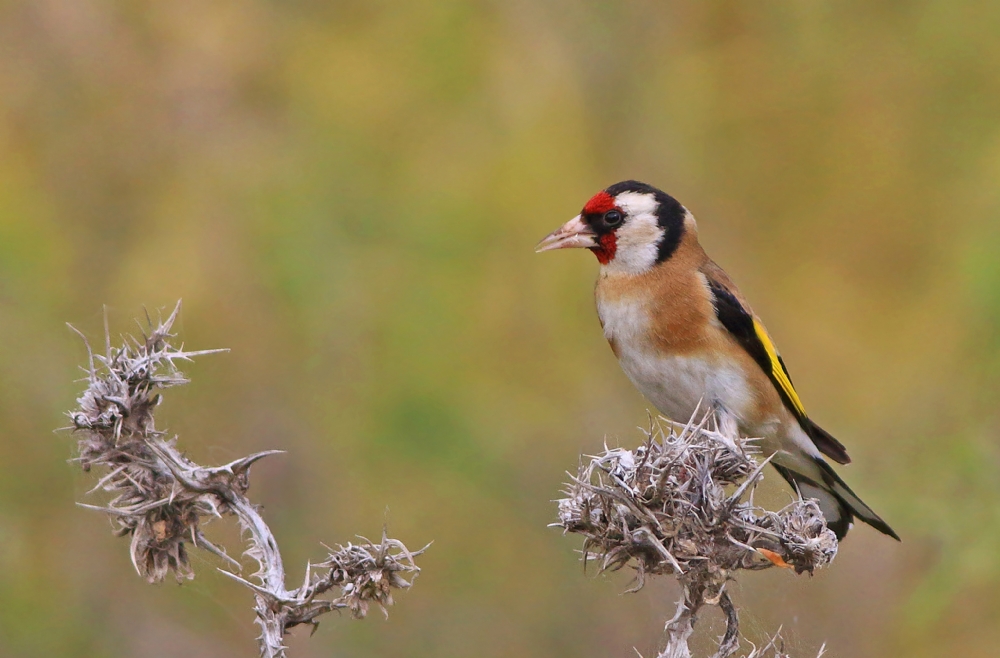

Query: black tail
[[773, 460, 899, 541]]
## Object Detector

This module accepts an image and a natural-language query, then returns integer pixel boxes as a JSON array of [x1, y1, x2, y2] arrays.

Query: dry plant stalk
[[67, 303, 426, 658], [556, 414, 836, 658]]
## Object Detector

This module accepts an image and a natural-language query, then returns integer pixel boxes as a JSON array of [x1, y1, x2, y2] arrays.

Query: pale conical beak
[[535, 215, 598, 253]]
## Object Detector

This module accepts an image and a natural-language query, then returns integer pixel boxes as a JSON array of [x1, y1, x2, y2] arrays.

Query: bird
[[536, 180, 898, 541]]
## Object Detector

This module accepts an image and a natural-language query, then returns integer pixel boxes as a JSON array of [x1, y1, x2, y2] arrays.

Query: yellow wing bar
[[752, 318, 807, 418]]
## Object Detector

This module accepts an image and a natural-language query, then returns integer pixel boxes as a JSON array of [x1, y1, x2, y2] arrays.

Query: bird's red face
[[577, 191, 621, 264], [534, 190, 629, 264], [536, 181, 688, 274]]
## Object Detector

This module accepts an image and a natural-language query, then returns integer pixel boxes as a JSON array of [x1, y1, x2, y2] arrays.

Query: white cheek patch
[[602, 192, 665, 275]]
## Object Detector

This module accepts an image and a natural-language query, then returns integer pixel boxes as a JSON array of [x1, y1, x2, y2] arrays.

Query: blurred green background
[[1, 1, 999, 656]]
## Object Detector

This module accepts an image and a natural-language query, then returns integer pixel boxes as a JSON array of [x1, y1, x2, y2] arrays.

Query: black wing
[[707, 279, 850, 464]]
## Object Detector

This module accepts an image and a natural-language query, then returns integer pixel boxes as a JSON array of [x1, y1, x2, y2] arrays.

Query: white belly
[[625, 350, 755, 423], [597, 296, 755, 425]]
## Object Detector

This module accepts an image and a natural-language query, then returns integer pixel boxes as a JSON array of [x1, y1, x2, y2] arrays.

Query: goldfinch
[[537, 180, 898, 541]]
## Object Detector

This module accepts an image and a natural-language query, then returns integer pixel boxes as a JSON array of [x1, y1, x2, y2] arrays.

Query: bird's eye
[[604, 210, 623, 227]]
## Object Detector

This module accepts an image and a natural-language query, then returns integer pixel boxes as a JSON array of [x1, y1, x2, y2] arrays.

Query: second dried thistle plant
[[67, 303, 427, 658], [556, 414, 837, 658]]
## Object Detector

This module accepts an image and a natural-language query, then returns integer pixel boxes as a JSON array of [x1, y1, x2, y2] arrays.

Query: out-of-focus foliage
[[0, 1, 998, 657]]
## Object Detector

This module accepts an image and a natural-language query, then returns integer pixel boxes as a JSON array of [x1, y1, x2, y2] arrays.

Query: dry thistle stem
[[67, 302, 427, 658], [556, 414, 836, 658]]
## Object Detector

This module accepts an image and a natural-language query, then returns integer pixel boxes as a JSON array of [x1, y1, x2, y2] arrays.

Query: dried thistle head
[[556, 416, 838, 588], [558, 416, 837, 658], [68, 303, 228, 582], [774, 499, 839, 573], [316, 532, 426, 620]]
